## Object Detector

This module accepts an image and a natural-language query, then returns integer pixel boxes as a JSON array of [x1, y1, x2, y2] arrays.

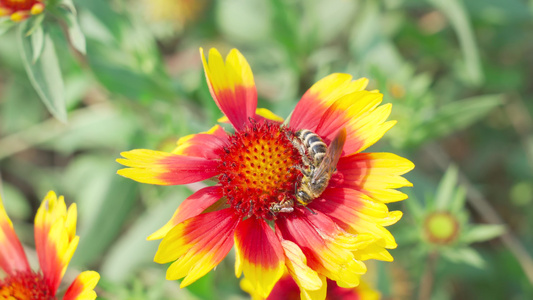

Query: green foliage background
[[0, 0, 532, 299]]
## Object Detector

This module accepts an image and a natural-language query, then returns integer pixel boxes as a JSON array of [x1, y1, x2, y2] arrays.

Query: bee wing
[[312, 128, 347, 181]]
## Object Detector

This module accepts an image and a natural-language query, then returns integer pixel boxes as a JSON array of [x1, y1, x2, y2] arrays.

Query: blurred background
[[0, 0, 532, 299]]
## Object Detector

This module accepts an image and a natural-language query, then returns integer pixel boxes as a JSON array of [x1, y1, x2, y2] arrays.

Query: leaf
[[31, 25, 44, 63], [0, 18, 15, 36], [462, 224, 506, 244], [441, 247, 486, 268], [18, 22, 67, 123], [57, 0, 86, 54], [430, 0, 483, 86], [416, 94, 503, 143], [450, 185, 467, 215], [435, 165, 459, 210]]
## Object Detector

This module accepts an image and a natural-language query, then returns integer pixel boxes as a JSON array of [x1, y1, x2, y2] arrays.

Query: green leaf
[[0, 18, 15, 36], [462, 224, 506, 244], [416, 94, 503, 142], [435, 165, 459, 210], [30, 25, 44, 63], [441, 247, 486, 268], [450, 185, 467, 214], [430, 0, 483, 86], [18, 22, 67, 122], [57, 0, 86, 54]]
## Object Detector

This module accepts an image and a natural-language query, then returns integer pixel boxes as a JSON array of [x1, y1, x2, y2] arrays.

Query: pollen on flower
[[0, 271, 55, 300], [218, 121, 302, 220]]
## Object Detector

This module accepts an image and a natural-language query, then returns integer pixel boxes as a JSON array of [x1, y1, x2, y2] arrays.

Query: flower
[[141, 0, 207, 28], [0, 0, 44, 22], [0, 191, 100, 299], [242, 273, 381, 300], [117, 48, 414, 299], [401, 166, 504, 268]]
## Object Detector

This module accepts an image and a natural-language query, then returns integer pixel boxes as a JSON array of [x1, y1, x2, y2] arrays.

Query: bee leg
[[246, 200, 254, 218], [303, 205, 317, 215], [289, 136, 314, 166], [293, 165, 311, 177]]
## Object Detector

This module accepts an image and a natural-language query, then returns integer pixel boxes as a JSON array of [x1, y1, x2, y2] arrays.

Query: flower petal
[[279, 239, 322, 292], [277, 210, 373, 288], [34, 191, 80, 293], [172, 125, 228, 159], [310, 188, 398, 249], [332, 152, 414, 203], [154, 208, 240, 288], [63, 270, 100, 300], [218, 108, 284, 124], [314, 91, 395, 155], [300, 275, 327, 300], [290, 73, 369, 131], [117, 149, 219, 185], [234, 218, 285, 298], [201, 48, 257, 131], [0, 194, 30, 275], [148, 186, 223, 240]]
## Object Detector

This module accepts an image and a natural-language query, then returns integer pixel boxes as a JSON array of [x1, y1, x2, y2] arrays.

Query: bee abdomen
[[297, 129, 327, 164]]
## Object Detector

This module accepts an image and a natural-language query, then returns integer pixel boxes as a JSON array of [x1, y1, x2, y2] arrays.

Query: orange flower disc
[[0, 271, 55, 300], [218, 121, 302, 220]]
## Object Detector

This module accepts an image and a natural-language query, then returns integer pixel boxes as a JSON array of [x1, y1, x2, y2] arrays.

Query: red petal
[[117, 150, 219, 185], [314, 92, 394, 155], [173, 127, 228, 159], [276, 211, 368, 287], [0, 215, 30, 275], [148, 186, 223, 240], [310, 188, 397, 248], [331, 152, 414, 203], [235, 218, 285, 298], [155, 209, 240, 287], [201, 48, 257, 131], [290, 74, 369, 132]]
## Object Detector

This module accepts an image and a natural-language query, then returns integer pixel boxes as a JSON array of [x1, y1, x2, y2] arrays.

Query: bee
[[270, 128, 346, 214]]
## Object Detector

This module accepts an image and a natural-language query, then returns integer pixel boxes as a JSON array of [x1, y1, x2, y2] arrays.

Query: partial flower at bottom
[[117, 48, 414, 299], [241, 273, 380, 300], [0, 0, 44, 22], [0, 191, 99, 300]]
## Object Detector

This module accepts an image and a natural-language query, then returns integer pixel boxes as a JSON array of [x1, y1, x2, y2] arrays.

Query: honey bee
[[270, 128, 346, 214]]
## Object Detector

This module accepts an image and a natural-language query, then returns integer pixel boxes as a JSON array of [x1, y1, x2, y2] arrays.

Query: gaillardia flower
[[0, 0, 44, 22], [242, 272, 380, 300], [0, 191, 99, 299], [117, 48, 413, 299]]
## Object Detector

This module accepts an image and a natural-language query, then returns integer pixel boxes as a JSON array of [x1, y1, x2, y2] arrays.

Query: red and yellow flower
[[117, 48, 413, 299], [0, 0, 44, 22], [0, 191, 99, 299], [242, 273, 380, 300]]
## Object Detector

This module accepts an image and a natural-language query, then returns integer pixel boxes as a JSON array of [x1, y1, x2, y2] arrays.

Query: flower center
[[0, 271, 55, 300], [218, 121, 302, 220], [423, 212, 460, 245]]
